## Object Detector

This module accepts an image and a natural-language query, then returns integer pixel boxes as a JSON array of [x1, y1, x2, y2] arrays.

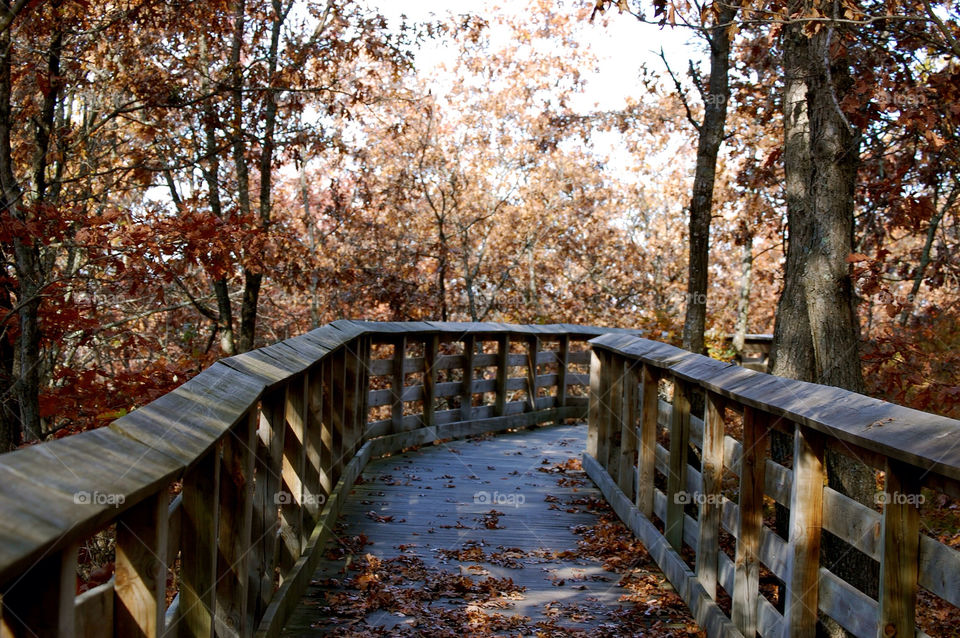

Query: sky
[[364, 0, 705, 112]]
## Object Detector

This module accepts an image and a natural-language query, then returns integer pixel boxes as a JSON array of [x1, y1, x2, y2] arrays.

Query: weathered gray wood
[[583, 453, 745, 638], [252, 442, 373, 638], [216, 410, 257, 638], [461, 334, 476, 421], [590, 334, 960, 482], [75, 579, 114, 638], [391, 336, 406, 434], [784, 425, 825, 638], [878, 459, 920, 638], [665, 378, 692, 551], [423, 335, 439, 427], [637, 364, 660, 518], [617, 361, 639, 498], [557, 335, 570, 407], [525, 335, 539, 413], [696, 392, 724, 600], [248, 390, 285, 625], [587, 349, 602, 459], [179, 446, 221, 638], [1, 545, 77, 638], [279, 378, 307, 577], [116, 493, 168, 638], [732, 406, 769, 637]]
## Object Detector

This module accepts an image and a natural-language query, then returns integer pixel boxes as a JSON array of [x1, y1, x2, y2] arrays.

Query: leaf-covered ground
[[282, 423, 704, 637]]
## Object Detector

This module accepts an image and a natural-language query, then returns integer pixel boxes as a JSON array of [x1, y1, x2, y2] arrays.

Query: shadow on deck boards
[[282, 423, 703, 637]]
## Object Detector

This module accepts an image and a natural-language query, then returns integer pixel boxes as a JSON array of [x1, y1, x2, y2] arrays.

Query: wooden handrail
[[584, 333, 960, 638], [0, 320, 637, 638]]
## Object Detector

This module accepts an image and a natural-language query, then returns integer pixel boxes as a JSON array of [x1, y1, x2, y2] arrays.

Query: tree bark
[[774, 12, 878, 623], [681, 0, 741, 354], [732, 236, 753, 361], [769, 19, 816, 381]]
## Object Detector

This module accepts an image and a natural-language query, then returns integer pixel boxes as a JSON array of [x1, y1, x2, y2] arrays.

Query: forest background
[[0, 0, 958, 451]]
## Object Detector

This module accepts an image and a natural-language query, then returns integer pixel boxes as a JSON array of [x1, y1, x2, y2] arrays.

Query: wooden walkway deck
[[282, 423, 702, 637]]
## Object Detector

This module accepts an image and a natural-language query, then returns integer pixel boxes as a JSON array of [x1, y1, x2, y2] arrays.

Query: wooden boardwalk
[[282, 423, 701, 637]]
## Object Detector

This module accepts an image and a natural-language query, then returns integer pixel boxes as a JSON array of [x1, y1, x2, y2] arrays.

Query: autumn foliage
[[0, 0, 958, 449]]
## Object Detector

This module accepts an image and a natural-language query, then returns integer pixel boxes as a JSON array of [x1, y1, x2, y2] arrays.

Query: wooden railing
[[584, 333, 960, 638], [0, 320, 638, 638]]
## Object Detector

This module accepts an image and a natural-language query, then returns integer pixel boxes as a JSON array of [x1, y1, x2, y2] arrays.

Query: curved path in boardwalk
[[282, 423, 701, 637]]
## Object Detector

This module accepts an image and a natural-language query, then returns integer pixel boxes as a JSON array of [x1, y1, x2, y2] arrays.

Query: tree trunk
[[731, 236, 753, 360], [770, 17, 816, 380], [774, 13, 878, 624], [681, 0, 741, 354], [238, 0, 285, 352]]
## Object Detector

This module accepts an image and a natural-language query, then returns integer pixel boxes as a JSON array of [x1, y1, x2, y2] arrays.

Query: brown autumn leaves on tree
[[0, 0, 958, 481]]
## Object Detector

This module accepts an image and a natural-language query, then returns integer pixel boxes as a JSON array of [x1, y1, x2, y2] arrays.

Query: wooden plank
[[696, 392, 725, 600], [587, 349, 602, 459], [215, 410, 257, 637], [582, 453, 744, 638], [319, 356, 335, 495], [423, 335, 439, 428], [304, 370, 324, 531], [818, 568, 878, 638], [732, 406, 769, 637], [665, 377, 691, 551], [391, 336, 406, 434], [248, 390, 285, 625], [557, 335, 570, 407], [617, 361, 639, 498], [461, 334, 476, 421], [606, 355, 625, 486], [637, 364, 660, 518], [179, 445, 221, 638], [116, 493, 168, 638], [330, 349, 346, 478], [596, 350, 613, 469], [344, 343, 363, 456], [878, 459, 920, 638], [525, 335, 539, 413], [590, 334, 960, 483], [784, 425, 825, 638], [279, 378, 307, 578], [1, 545, 77, 638], [75, 579, 114, 638]]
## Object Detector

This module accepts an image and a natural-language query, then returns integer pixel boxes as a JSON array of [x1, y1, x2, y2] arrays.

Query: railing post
[[617, 360, 639, 498], [214, 409, 257, 637], [279, 377, 307, 576], [695, 392, 725, 600], [461, 334, 476, 421], [732, 406, 770, 637], [587, 348, 603, 459], [665, 377, 691, 550], [784, 424, 825, 638], [391, 336, 406, 434], [495, 334, 509, 417], [636, 363, 659, 518], [343, 341, 361, 454], [594, 350, 615, 469], [304, 369, 325, 532], [878, 458, 921, 638], [248, 390, 285, 624], [330, 349, 346, 477], [319, 355, 334, 494], [180, 444, 222, 637], [525, 335, 539, 413], [606, 355, 625, 482], [557, 335, 569, 408], [423, 334, 439, 428], [1, 545, 78, 637], [116, 492, 168, 638]]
